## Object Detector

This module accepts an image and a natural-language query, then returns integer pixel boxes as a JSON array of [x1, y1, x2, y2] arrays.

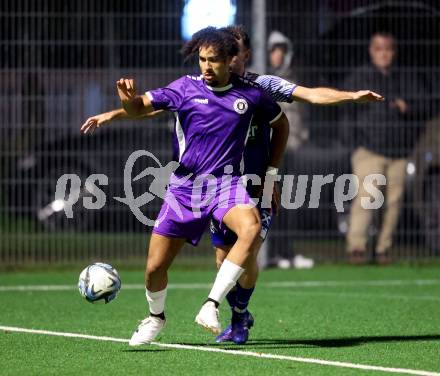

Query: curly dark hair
[[220, 25, 251, 50], [181, 26, 239, 61]]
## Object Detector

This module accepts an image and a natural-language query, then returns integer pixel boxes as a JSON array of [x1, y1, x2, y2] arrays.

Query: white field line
[[284, 290, 440, 302], [0, 279, 439, 292], [0, 325, 439, 376]]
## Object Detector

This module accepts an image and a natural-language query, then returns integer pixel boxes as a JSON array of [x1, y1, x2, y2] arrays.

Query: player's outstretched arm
[[81, 77, 163, 134], [80, 108, 164, 134], [117, 78, 155, 117], [253, 75, 383, 105], [291, 86, 384, 105], [81, 108, 126, 134]]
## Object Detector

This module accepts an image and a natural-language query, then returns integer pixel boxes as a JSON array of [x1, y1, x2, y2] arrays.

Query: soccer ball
[[78, 262, 121, 304]]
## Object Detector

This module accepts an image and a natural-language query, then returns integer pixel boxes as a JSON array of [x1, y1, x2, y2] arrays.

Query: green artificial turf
[[0, 266, 439, 375]]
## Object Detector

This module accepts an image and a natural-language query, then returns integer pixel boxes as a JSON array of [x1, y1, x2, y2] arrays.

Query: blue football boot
[[215, 324, 234, 343], [231, 311, 254, 345]]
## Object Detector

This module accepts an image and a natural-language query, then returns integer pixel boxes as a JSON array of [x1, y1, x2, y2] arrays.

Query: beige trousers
[[346, 147, 407, 254]]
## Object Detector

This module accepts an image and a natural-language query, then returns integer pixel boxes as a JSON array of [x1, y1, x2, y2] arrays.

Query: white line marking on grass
[[0, 285, 76, 291], [285, 291, 440, 302], [0, 279, 439, 292], [1, 325, 439, 376], [266, 279, 440, 288], [0, 325, 128, 343]]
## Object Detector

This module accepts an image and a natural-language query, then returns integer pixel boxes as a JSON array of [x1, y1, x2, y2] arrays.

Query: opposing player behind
[[211, 25, 385, 345]]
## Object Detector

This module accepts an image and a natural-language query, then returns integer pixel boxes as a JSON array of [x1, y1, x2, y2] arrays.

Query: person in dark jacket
[[342, 32, 423, 264]]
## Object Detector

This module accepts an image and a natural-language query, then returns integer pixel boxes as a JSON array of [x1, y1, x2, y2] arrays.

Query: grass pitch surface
[[1, 265, 439, 375]]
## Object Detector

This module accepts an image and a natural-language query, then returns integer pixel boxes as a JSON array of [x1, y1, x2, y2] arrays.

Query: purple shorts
[[152, 175, 252, 246]]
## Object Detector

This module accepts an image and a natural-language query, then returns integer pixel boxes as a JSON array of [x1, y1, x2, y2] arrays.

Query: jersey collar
[[205, 82, 233, 92], [202, 76, 232, 91]]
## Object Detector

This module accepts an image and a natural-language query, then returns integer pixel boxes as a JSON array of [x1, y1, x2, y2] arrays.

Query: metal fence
[[1, 0, 439, 266]]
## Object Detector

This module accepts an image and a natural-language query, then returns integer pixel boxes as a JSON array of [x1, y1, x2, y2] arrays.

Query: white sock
[[208, 259, 244, 304], [146, 288, 167, 315]]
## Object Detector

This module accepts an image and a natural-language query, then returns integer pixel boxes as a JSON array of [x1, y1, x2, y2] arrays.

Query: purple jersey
[[209, 72, 296, 246], [147, 74, 282, 179]]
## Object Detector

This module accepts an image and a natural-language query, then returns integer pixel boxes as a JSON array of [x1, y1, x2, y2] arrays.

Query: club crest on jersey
[[233, 98, 248, 114]]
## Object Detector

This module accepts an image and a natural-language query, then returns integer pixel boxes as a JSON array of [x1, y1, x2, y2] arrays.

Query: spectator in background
[[342, 32, 423, 265], [267, 31, 308, 150], [267, 31, 312, 269]]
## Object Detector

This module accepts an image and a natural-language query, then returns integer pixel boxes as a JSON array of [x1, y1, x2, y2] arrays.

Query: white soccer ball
[[78, 263, 121, 304]]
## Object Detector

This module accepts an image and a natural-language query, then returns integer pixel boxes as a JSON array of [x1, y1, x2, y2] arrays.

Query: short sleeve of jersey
[[254, 74, 297, 103], [146, 76, 187, 111], [258, 91, 283, 125]]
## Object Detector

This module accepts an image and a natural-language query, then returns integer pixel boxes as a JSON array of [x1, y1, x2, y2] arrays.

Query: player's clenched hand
[[80, 113, 111, 134], [117, 78, 137, 103], [353, 90, 384, 103]]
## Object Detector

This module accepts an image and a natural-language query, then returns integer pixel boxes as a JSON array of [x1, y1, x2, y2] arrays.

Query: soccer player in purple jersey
[[210, 25, 385, 344], [81, 26, 384, 346], [81, 27, 289, 345]]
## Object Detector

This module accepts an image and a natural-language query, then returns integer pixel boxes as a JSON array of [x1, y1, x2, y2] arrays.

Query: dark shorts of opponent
[[210, 205, 273, 247]]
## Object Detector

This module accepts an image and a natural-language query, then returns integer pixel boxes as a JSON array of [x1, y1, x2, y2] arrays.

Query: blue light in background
[[181, 0, 237, 40]]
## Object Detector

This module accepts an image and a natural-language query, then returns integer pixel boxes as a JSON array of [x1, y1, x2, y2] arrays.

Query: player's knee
[[146, 261, 166, 278], [236, 216, 261, 243], [249, 221, 262, 241]]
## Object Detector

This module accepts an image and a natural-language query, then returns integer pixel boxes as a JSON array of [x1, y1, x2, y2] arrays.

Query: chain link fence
[[1, 0, 439, 266]]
